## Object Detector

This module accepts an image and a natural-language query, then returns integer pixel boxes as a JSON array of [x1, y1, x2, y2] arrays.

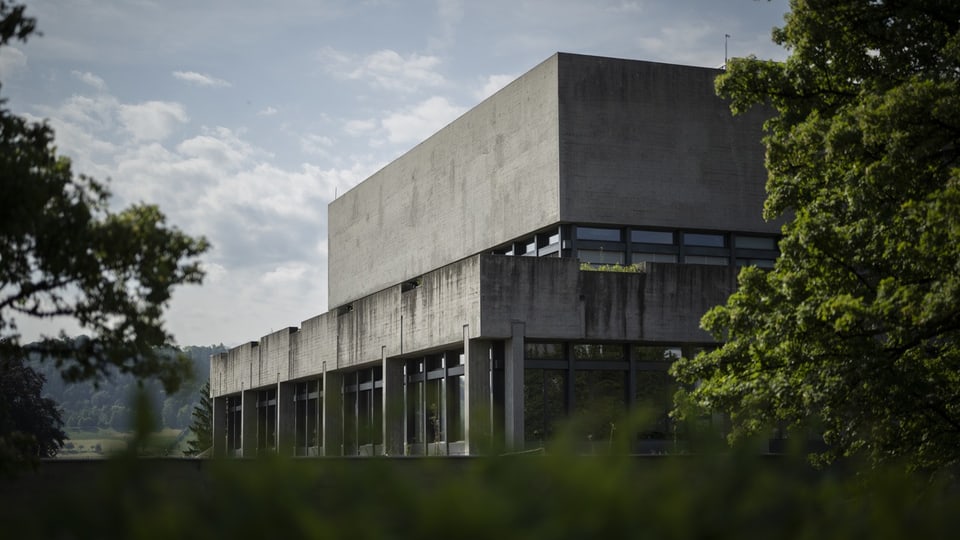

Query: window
[[578, 249, 624, 265], [256, 388, 277, 453], [404, 350, 464, 453], [524, 369, 566, 445], [734, 235, 777, 250], [683, 232, 725, 247], [576, 227, 621, 242], [573, 343, 625, 361], [294, 379, 321, 456], [633, 346, 681, 441], [526, 342, 565, 360], [226, 396, 242, 454], [524, 238, 537, 255], [631, 230, 674, 244], [574, 370, 626, 442]]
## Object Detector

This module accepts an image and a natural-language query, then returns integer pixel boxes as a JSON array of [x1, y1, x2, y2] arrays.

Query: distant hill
[[28, 342, 226, 432]]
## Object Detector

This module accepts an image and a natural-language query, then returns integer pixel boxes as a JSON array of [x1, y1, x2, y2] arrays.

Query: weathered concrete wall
[[478, 255, 649, 340], [259, 327, 296, 385], [557, 53, 775, 234], [210, 342, 259, 397], [328, 55, 562, 308], [213, 258, 484, 398], [292, 313, 337, 379], [479, 255, 732, 343], [399, 255, 482, 354], [212, 255, 733, 398], [640, 262, 734, 343]]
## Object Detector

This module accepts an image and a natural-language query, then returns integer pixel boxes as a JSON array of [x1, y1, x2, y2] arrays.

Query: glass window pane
[[576, 227, 621, 241], [633, 346, 682, 363], [635, 370, 677, 440], [683, 233, 725, 247], [574, 371, 625, 442], [526, 343, 565, 360], [573, 343, 624, 361], [632, 252, 678, 264], [426, 378, 444, 443], [734, 235, 777, 250], [631, 230, 674, 244], [447, 375, 464, 442], [524, 369, 566, 445], [578, 249, 625, 265], [406, 380, 422, 444]]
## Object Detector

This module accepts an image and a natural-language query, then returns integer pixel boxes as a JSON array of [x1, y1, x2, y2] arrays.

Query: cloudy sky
[[1, 0, 790, 347]]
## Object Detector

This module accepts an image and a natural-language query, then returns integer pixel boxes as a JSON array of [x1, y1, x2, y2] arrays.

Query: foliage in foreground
[[1, 443, 959, 539], [672, 0, 960, 472]]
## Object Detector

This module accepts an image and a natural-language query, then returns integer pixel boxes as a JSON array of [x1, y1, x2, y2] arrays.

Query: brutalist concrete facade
[[210, 53, 778, 457]]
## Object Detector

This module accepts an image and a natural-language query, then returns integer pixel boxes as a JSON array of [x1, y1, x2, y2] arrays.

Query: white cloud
[[261, 263, 309, 287], [0, 46, 26, 77], [201, 262, 227, 284], [177, 127, 259, 168], [71, 70, 107, 90], [344, 118, 376, 136], [172, 70, 232, 88], [475, 74, 515, 101], [319, 47, 446, 92], [300, 133, 335, 156], [381, 96, 466, 145], [257, 106, 278, 116], [118, 100, 189, 141]]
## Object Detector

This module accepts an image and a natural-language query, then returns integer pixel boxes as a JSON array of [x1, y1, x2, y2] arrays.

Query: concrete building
[[209, 52, 777, 457]]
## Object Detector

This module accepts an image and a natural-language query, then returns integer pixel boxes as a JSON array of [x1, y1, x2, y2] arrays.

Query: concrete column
[[277, 381, 296, 456], [464, 331, 492, 455], [504, 321, 525, 451], [212, 396, 227, 458], [241, 388, 258, 457], [322, 365, 343, 456], [383, 350, 405, 456]]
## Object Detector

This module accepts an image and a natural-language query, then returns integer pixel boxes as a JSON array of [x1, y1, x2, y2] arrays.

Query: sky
[[1, 0, 790, 347]]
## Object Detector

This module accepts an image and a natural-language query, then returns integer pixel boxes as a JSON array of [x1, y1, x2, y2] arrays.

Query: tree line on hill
[[28, 341, 225, 433]]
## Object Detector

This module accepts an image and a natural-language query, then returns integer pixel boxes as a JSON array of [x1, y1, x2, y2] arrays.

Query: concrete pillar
[[241, 388, 258, 457], [383, 350, 405, 456], [212, 396, 227, 458], [504, 321, 525, 451], [322, 365, 343, 456], [277, 381, 296, 456], [464, 329, 492, 455]]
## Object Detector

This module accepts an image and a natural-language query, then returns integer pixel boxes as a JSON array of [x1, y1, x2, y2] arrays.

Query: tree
[[0, 2, 207, 386], [184, 381, 212, 456], [0, 2, 208, 463], [671, 0, 960, 472], [0, 355, 65, 473]]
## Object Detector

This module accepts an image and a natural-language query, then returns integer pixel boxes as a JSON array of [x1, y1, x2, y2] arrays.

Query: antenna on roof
[[724, 34, 731, 68]]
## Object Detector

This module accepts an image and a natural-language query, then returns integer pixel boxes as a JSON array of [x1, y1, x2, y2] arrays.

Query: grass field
[[60, 428, 190, 458]]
